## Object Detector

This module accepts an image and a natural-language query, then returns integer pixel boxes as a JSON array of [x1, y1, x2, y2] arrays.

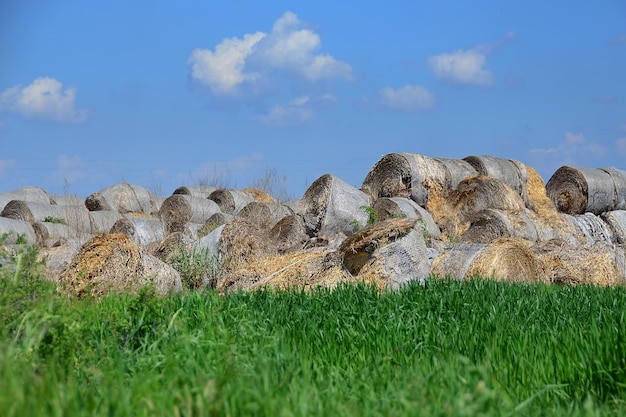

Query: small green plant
[[360, 205, 379, 226], [350, 206, 380, 231], [15, 234, 27, 245], [167, 245, 225, 290], [42, 216, 66, 224]]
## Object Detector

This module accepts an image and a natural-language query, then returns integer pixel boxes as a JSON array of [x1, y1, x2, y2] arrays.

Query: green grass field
[[2, 244, 626, 416]]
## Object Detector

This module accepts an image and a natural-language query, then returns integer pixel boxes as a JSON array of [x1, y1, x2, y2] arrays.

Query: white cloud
[[379, 85, 435, 112], [617, 137, 626, 156], [427, 33, 514, 86], [427, 49, 493, 86], [529, 132, 607, 169], [257, 95, 316, 126], [0, 77, 87, 122], [188, 11, 352, 95], [189, 32, 266, 94]]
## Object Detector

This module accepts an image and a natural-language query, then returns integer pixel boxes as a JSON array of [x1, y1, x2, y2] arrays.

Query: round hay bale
[[600, 167, 626, 210], [297, 173, 371, 237], [208, 189, 255, 215], [110, 216, 165, 249], [362, 153, 478, 206], [50, 195, 84, 207], [530, 240, 624, 286], [339, 218, 418, 273], [172, 185, 217, 199], [89, 210, 123, 234], [85, 182, 156, 214], [546, 166, 615, 215], [447, 176, 526, 223], [373, 197, 440, 240], [0, 217, 37, 244], [237, 201, 293, 230], [58, 233, 182, 298], [235, 201, 272, 229], [243, 187, 276, 203], [602, 210, 626, 244], [565, 212, 615, 245], [340, 218, 431, 290], [33, 221, 75, 247], [4, 186, 53, 206], [462, 209, 537, 244], [159, 194, 192, 235], [463, 155, 531, 207], [431, 238, 545, 283], [184, 195, 221, 224], [219, 218, 276, 271], [461, 208, 574, 244], [269, 215, 308, 254], [1, 200, 92, 234]]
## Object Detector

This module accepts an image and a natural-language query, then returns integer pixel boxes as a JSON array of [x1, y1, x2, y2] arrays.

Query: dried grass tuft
[[531, 240, 624, 286]]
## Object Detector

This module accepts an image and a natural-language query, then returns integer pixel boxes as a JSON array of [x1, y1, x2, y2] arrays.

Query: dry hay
[[339, 218, 418, 274], [463, 155, 531, 207], [217, 249, 382, 293], [269, 214, 308, 254], [526, 167, 578, 239], [58, 233, 182, 298], [219, 218, 276, 271], [431, 237, 546, 284], [243, 187, 276, 203], [466, 237, 546, 284], [159, 194, 192, 235], [530, 240, 623, 286], [447, 176, 526, 223], [425, 177, 468, 241]]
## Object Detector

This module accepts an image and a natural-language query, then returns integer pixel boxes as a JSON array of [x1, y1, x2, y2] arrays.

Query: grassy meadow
[[2, 243, 626, 416]]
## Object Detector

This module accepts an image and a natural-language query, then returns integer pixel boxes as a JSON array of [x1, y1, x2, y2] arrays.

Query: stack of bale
[[3, 153, 626, 297]]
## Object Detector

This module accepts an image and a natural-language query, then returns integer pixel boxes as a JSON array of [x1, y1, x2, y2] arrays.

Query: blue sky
[[1, 1, 625, 198]]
